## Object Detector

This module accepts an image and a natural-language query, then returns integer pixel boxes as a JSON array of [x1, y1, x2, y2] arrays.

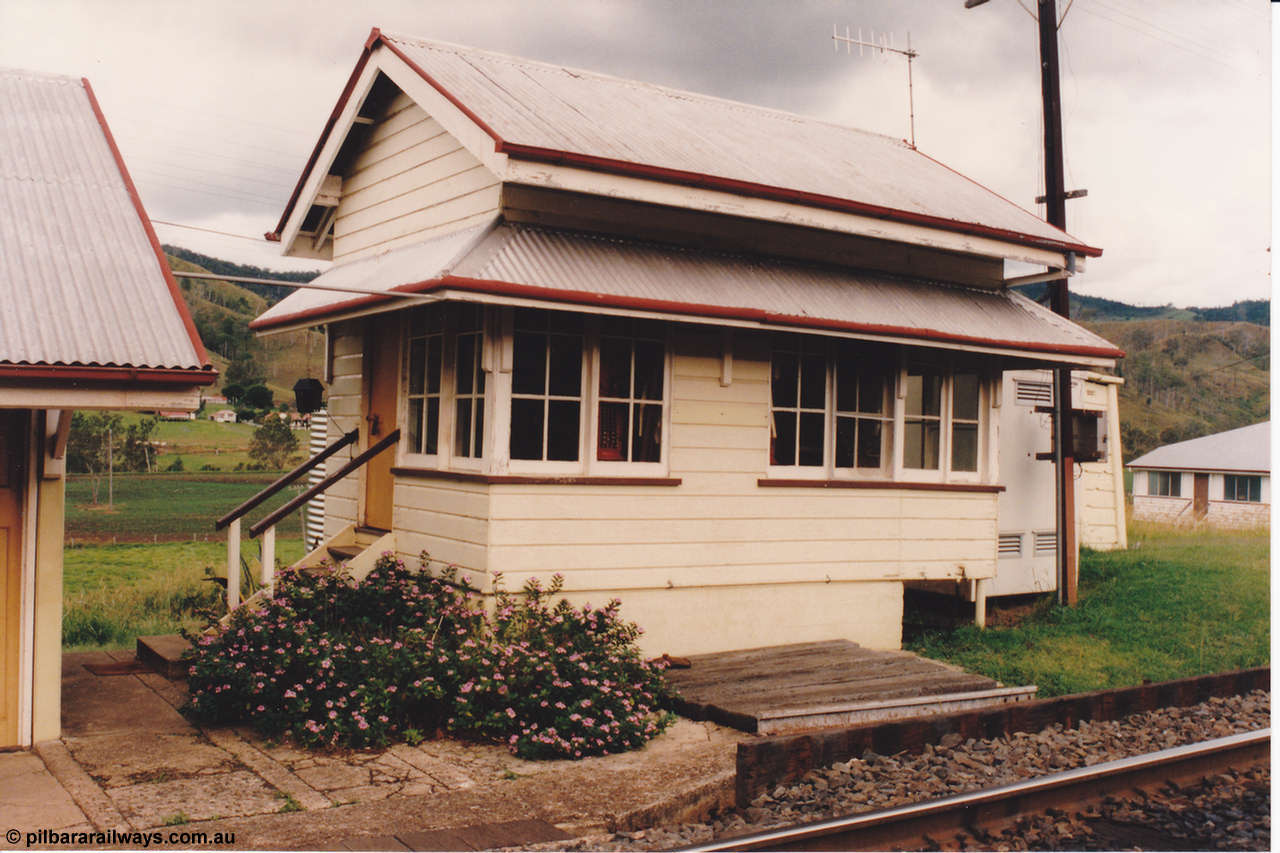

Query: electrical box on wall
[[1072, 410, 1106, 463]]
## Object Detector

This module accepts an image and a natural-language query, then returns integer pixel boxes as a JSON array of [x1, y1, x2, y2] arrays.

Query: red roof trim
[[251, 274, 1124, 360], [270, 30, 1103, 261], [81, 77, 212, 368], [378, 35, 505, 145], [0, 364, 217, 386], [496, 142, 1103, 259], [269, 30, 382, 241]]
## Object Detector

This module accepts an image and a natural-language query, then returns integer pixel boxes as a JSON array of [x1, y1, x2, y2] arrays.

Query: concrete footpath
[[0, 651, 742, 850]]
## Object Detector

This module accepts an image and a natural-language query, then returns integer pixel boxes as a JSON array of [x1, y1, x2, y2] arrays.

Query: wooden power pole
[[1036, 0, 1079, 606], [967, 0, 1081, 604]]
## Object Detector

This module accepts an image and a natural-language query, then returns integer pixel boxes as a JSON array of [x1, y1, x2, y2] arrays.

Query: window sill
[[757, 478, 1004, 493], [391, 466, 682, 486]]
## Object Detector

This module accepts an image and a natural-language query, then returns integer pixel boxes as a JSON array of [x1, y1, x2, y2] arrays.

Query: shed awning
[[252, 220, 1122, 366]]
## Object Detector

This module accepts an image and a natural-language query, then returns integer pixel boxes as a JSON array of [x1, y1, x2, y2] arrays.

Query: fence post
[[227, 517, 241, 611], [261, 525, 276, 590]]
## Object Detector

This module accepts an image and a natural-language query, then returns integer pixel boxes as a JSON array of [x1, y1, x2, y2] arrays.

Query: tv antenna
[[832, 25, 920, 148]]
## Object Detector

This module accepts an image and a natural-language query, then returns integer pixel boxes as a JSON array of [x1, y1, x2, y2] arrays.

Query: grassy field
[[908, 521, 1270, 696], [66, 472, 307, 542], [64, 539, 307, 650]]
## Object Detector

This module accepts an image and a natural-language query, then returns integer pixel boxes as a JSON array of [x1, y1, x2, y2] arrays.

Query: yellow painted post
[[226, 518, 240, 611], [261, 525, 276, 590]]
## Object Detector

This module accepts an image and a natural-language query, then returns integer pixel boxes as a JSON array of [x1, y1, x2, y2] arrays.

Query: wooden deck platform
[[665, 640, 1036, 734]]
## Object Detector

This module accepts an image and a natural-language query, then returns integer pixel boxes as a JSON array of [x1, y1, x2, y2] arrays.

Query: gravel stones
[[566, 690, 1269, 851]]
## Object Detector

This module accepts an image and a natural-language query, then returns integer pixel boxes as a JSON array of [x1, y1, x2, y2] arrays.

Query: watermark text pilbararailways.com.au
[[7, 827, 237, 848]]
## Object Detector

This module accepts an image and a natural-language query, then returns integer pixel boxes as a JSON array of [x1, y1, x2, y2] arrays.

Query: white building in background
[[1128, 422, 1270, 528], [210, 409, 237, 423]]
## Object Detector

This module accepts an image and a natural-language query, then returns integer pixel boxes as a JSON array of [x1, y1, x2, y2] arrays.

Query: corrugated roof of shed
[[273, 30, 1101, 259], [0, 69, 210, 374], [1128, 422, 1270, 474], [252, 220, 1121, 363]]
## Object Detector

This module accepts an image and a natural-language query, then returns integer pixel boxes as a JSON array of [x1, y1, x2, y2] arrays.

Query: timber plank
[[667, 641, 1009, 733]]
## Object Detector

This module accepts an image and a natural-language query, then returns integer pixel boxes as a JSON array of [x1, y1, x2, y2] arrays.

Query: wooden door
[[1193, 473, 1209, 518], [0, 411, 27, 748], [363, 323, 400, 530]]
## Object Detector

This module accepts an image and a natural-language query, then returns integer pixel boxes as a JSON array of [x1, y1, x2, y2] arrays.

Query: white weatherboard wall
[[316, 319, 999, 655], [320, 321, 363, 540], [332, 92, 501, 263]]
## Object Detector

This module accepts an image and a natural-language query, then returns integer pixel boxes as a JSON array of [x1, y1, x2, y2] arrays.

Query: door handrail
[[248, 429, 400, 539], [214, 428, 360, 531]]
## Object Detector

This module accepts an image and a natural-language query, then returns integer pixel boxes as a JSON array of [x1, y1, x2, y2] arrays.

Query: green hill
[[1085, 318, 1268, 462], [165, 251, 325, 404], [1014, 284, 1268, 326]]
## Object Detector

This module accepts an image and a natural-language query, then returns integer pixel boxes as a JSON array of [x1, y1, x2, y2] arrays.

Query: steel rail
[[682, 728, 1270, 852]]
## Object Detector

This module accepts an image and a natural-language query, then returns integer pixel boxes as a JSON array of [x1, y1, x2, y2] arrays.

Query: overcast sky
[[1, 0, 1269, 308]]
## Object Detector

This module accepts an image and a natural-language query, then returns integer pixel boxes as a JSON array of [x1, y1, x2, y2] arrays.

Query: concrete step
[[136, 634, 191, 680]]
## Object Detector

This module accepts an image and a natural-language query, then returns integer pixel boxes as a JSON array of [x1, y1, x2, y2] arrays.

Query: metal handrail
[[215, 428, 360, 530], [248, 429, 400, 539]]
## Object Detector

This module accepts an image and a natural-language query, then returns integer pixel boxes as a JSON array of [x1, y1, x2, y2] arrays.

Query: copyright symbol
[[5, 828, 19, 844]]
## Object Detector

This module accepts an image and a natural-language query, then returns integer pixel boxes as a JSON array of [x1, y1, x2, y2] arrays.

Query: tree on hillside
[[248, 414, 300, 470], [243, 384, 274, 410], [67, 412, 122, 503], [224, 355, 265, 388]]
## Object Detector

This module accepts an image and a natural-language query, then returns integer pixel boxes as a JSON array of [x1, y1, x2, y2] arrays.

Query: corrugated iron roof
[[273, 30, 1101, 259], [1128, 422, 1270, 474], [253, 220, 1121, 364], [0, 68, 210, 375]]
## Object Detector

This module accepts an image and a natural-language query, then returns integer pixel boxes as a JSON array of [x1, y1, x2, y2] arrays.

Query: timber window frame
[[899, 362, 986, 483], [400, 303, 489, 472], [766, 338, 990, 483], [1146, 470, 1181, 497], [1222, 473, 1261, 503], [505, 307, 671, 477]]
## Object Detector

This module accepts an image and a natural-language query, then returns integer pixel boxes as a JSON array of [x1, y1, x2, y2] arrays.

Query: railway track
[[681, 728, 1269, 852]]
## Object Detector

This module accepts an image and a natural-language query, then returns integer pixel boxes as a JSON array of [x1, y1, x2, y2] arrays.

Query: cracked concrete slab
[[62, 731, 239, 787], [106, 770, 285, 827]]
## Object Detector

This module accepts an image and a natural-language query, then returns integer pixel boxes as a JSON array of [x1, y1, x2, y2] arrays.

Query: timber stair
[[325, 526, 388, 564]]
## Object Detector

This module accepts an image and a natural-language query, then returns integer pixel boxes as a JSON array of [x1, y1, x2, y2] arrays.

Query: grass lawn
[[64, 538, 307, 650], [66, 472, 307, 542], [907, 520, 1269, 696]]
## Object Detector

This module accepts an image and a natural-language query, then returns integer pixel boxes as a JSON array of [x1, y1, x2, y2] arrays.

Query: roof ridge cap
[[376, 31, 909, 148]]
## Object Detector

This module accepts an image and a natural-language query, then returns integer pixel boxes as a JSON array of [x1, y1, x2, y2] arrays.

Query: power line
[[133, 175, 280, 208], [151, 219, 266, 242], [1076, 1, 1235, 70]]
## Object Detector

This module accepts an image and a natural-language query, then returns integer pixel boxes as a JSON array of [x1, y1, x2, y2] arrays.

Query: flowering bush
[[183, 555, 673, 756], [184, 555, 482, 748], [449, 574, 673, 759]]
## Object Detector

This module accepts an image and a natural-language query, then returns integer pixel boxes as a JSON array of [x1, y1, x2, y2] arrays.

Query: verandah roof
[[252, 219, 1122, 366]]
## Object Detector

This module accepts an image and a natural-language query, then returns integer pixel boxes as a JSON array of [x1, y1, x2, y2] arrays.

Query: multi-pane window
[[768, 342, 984, 479], [597, 318, 665, 463], [834, 347, 890, 470], [510, 309, 583, 462], [950, 373, 980, 472], [406, 306, 444, 455], [903, 367, 943, 470], [453, 305, 485, 459], [1223, 474, 1261, 502], [770, 338, 827, 467], [1147, 471, 1180, 497]]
